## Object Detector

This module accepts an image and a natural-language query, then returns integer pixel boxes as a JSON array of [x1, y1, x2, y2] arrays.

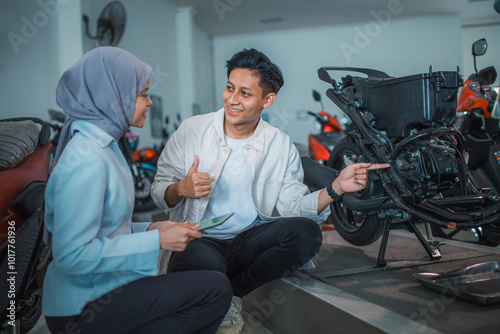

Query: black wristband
[[326, 183, 343, 201]]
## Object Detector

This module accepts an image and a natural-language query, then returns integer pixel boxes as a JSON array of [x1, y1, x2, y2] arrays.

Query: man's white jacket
[[151, 108, 330, 224]]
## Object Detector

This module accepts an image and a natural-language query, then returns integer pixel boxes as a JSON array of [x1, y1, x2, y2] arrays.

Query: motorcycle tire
[[134, 165, 157, 212], [325, 140, 386, 246]]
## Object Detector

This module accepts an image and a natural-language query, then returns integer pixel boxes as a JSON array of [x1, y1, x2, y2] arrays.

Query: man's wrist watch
[[326, 183, 343, 201]]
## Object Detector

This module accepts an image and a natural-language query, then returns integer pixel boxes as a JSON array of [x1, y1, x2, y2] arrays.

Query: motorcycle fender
[[342, 193, 393, 212]]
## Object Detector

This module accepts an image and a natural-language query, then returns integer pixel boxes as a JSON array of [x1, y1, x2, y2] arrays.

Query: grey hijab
[[53, 46, 152, 167]]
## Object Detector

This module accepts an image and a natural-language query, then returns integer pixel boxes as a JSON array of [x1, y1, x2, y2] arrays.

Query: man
[[151, 48, 389, 334]]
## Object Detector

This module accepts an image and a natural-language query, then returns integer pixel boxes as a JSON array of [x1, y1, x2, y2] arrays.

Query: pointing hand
[[334, 162, 391, 194]]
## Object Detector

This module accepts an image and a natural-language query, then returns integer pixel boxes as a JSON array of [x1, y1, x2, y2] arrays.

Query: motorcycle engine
[[395, 138, 460, 198]]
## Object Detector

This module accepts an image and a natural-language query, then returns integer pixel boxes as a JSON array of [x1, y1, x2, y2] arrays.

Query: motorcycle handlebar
[[318, 66, 393, 85]]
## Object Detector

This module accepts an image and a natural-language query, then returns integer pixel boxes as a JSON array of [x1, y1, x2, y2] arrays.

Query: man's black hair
[[226, 49, 284, 96]]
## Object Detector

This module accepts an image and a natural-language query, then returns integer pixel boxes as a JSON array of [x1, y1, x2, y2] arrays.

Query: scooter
[[0, 118, 52, 333], [432, 38, 500, 245], [307, 90, 346, 164]]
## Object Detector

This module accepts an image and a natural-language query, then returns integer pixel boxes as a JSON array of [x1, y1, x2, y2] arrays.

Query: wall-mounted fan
[[82, 1, 126, 47]]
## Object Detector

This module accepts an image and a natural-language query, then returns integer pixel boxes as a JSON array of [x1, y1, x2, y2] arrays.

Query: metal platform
[[243, 229, 500, 334]]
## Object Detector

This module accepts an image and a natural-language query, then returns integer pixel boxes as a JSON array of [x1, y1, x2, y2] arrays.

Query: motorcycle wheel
[[134, 165, 157, 212], [325, 140, 386, 246]]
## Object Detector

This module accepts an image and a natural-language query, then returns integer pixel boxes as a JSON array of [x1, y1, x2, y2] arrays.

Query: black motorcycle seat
[[0, 120, 40, 169]]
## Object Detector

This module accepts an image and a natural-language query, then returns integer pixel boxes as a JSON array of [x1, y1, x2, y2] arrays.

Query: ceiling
[[170, 0, 500, 36]]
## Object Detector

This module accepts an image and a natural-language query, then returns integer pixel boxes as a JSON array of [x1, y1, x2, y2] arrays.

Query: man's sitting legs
[[168, 217, 321, 333], [168, 217, 322, 295]]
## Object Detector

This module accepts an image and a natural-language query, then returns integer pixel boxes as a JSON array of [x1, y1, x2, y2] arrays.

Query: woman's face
[[131, 79, 152, 128]]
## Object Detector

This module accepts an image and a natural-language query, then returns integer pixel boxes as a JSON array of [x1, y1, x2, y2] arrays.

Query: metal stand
[[374, 219, 444, 268]]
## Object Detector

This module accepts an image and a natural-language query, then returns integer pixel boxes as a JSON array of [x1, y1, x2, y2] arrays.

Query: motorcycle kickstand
[[374, 219, 444, 268], [374, 217, 393, 268], [408, 220, 444, 261]]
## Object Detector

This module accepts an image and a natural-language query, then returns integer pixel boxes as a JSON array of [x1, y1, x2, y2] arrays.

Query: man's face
[[222, 68, 276, 138]]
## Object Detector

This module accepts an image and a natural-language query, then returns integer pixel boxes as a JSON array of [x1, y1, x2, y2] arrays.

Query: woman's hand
[[147, 220, 176, 231], [156, 221, 202, 252]]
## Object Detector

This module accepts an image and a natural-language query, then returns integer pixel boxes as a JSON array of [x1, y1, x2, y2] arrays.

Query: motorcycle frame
[[323, 77, 500, 229]]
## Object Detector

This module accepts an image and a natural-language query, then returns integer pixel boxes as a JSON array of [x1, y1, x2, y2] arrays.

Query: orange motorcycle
[[307, 90, 346, 164]]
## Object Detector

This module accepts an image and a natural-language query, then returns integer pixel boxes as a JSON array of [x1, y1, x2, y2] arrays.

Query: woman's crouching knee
[[205, 271, 233, 298]]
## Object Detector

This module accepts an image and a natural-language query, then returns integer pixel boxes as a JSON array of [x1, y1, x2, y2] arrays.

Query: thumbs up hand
[[180, 155, 212, 199]]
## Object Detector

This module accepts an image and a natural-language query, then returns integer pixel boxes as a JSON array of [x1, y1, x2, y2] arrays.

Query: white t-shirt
[[202, 134, 259, 239]]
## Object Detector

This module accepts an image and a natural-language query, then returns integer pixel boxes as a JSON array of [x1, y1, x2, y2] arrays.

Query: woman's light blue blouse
[[43, 121, 160, 317]]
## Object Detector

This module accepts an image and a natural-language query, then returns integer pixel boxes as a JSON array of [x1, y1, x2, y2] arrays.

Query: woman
[[43, 47, 232, 334]]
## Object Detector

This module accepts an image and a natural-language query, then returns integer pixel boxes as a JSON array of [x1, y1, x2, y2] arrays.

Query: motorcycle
[[118, 131, 157, 212], [431, 38, 500, 245], [152, 112, 182, 156], [307, 90, 346, 164], [316, 65, 500, 266], [0, 118, 52, 333]]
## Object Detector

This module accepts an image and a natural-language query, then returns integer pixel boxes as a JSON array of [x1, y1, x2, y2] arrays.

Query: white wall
[[0, 0, 214, 149], [0, 0, 68, 120], [212, 15, 464, 145], [82, 0, 179, 148], [194, 23, 215, 116], [2, 2, 498, 149], [82, 1, 214, 148]]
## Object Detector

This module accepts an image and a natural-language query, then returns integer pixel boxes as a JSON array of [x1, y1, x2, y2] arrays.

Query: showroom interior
[[1, 0, 500, 333]]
